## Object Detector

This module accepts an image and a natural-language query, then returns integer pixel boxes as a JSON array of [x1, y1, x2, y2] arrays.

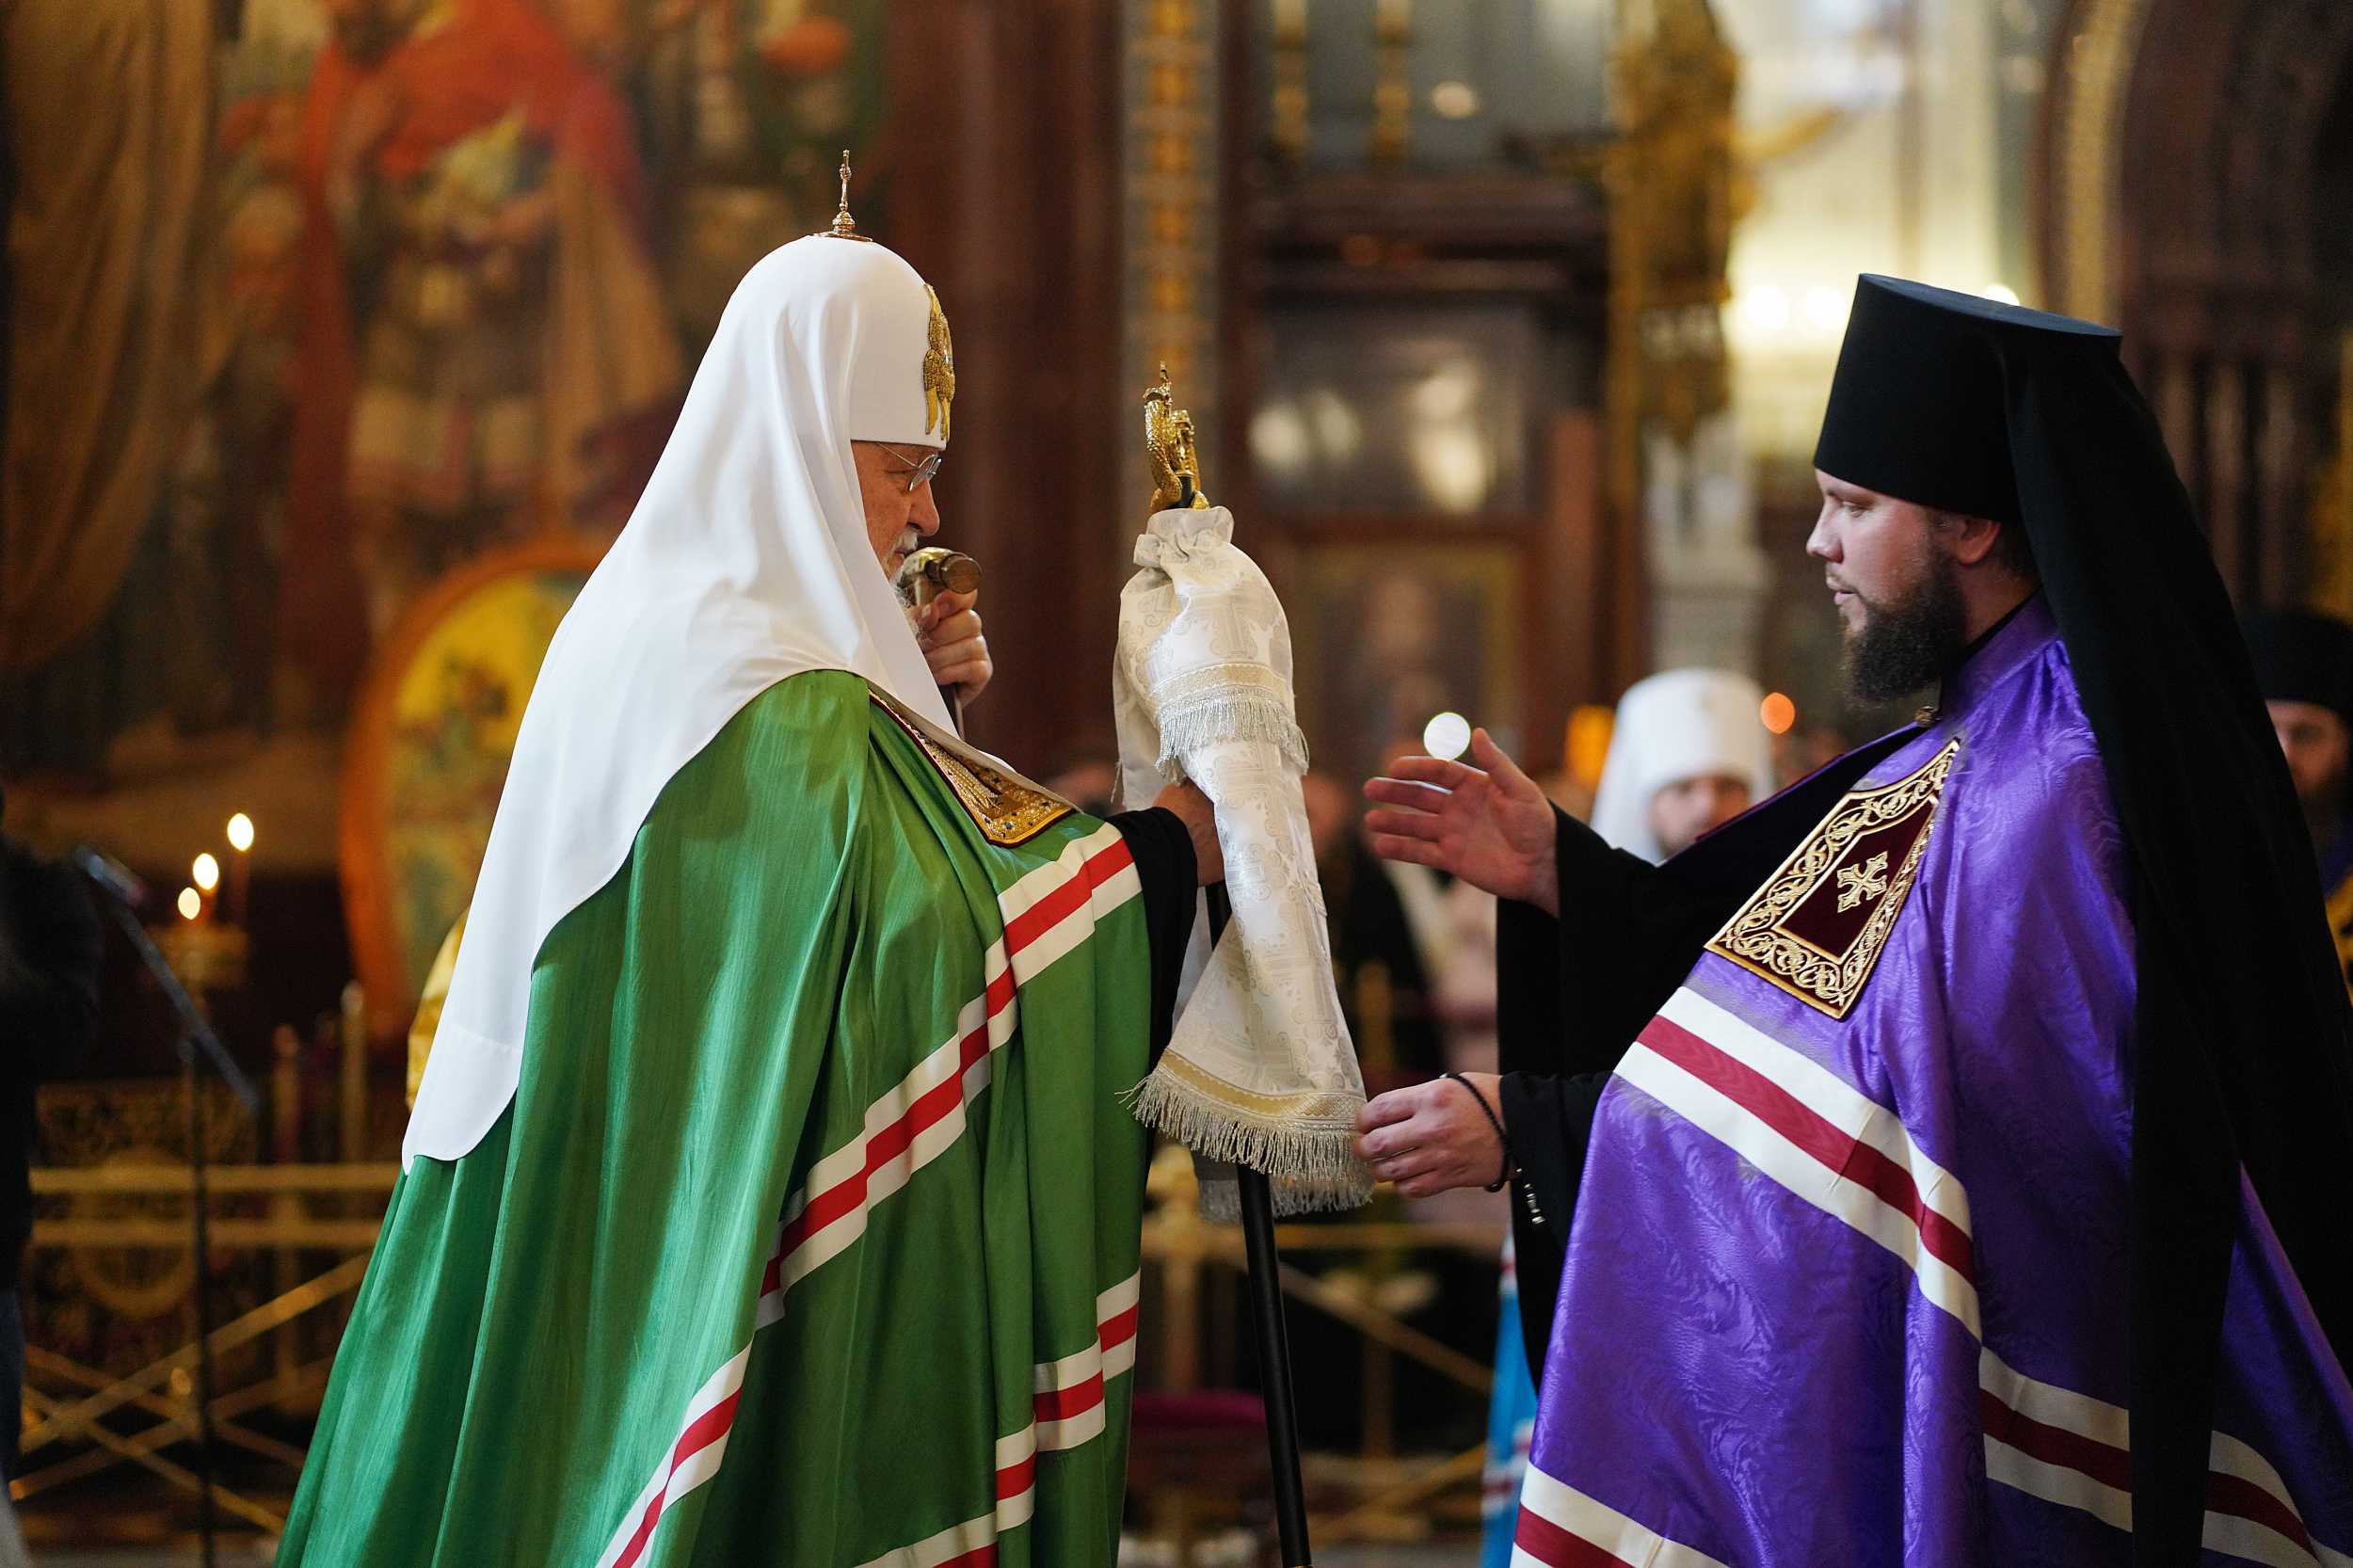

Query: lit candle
[[177, 887, 203, 923], [226, 813, 254, 927]]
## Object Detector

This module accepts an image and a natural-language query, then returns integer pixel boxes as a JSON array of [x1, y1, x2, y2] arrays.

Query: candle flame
[[193, 853, 221, 892], [227, 813, 255, 853], [177, 888, 202, 921]]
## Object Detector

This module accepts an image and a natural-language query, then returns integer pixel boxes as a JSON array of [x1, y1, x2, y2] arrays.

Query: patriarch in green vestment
[[280, 215, 1218, 1568]]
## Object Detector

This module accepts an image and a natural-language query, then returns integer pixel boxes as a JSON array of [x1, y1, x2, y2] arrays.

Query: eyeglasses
[[878, 444, 946, 492]]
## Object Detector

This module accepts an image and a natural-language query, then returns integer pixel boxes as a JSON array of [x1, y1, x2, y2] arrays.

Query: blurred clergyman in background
[[0, 787, 102, 1480], [2244, 607, 2353, 992], [1587, 669, 1776, 863]]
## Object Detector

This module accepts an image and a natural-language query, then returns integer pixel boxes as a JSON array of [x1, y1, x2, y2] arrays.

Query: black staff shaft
[[1205, 884, 1313, 1565], [1238, 1165, 1313, 1565]]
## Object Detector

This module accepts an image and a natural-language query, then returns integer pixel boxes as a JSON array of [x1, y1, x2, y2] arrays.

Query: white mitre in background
[[1589, 666, 1776, 863]]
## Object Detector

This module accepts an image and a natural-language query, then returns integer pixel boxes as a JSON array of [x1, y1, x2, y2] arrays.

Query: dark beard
[[1843, 554, 1968, 704]]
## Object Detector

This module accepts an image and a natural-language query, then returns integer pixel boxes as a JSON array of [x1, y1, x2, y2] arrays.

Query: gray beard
[[1843, 555, 1968, 705]]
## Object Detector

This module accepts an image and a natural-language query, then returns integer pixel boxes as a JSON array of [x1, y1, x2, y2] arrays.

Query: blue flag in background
[[1481, 1233, 1537, 1567]]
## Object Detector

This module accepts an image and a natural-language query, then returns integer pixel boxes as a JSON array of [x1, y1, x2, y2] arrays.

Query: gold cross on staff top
[[1835, 852, 1892, 913]]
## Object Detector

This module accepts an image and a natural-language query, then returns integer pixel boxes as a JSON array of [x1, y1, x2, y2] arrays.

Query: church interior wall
[[9, 0, 2348, 1074], [9, 3, 2353, 1541]]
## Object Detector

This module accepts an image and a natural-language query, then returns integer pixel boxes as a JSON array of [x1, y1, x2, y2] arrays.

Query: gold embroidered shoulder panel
[[1707, 737, 1962, 1019], [869, 690, 1073, 847]]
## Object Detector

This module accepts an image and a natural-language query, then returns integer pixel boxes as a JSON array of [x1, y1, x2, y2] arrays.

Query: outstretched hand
[[1362, 728, 1560, 915]]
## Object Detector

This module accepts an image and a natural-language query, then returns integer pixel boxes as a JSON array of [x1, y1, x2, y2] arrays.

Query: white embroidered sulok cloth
[[1114, 505, 1371, 1216]]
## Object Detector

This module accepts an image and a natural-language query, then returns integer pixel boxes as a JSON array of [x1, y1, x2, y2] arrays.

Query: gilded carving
[[923, 286, 955, 442], [2049, 0, 2154, 322], [869, 690, 1073, 847], [1144, 364, 1212, 513]]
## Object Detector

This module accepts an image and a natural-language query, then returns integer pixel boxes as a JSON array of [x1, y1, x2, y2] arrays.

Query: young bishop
[[1363, 277, 2353, 1566], [278, 216, 1220, 1566]]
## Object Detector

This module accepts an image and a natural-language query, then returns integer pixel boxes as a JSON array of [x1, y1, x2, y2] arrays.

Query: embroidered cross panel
[[1707, 737, 1962, 1018]]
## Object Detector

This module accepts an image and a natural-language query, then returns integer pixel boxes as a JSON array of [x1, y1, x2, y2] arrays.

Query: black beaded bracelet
[[1442, 1070, 1513, 1193]]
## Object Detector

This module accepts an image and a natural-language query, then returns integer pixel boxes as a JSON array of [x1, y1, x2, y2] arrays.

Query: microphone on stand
[[71, 845, 150, 909], [67, 840, 251, 1568]]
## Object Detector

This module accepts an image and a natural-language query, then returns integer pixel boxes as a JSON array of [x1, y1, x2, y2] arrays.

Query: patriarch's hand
[[1150, 779, 1223, 887], [913, 589, 991, 702]]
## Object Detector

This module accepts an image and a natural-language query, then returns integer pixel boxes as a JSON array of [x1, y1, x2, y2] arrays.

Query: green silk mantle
[[279, 671, 1154, 1567]]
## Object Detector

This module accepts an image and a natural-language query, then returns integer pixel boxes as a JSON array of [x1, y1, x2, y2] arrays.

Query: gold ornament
[[869, 690, 1069, 846], [40, 1080, 255, 1322], [924, 286, 955, 442], [817, 149, 874, 243], [1144, 364, 1211, 512]]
